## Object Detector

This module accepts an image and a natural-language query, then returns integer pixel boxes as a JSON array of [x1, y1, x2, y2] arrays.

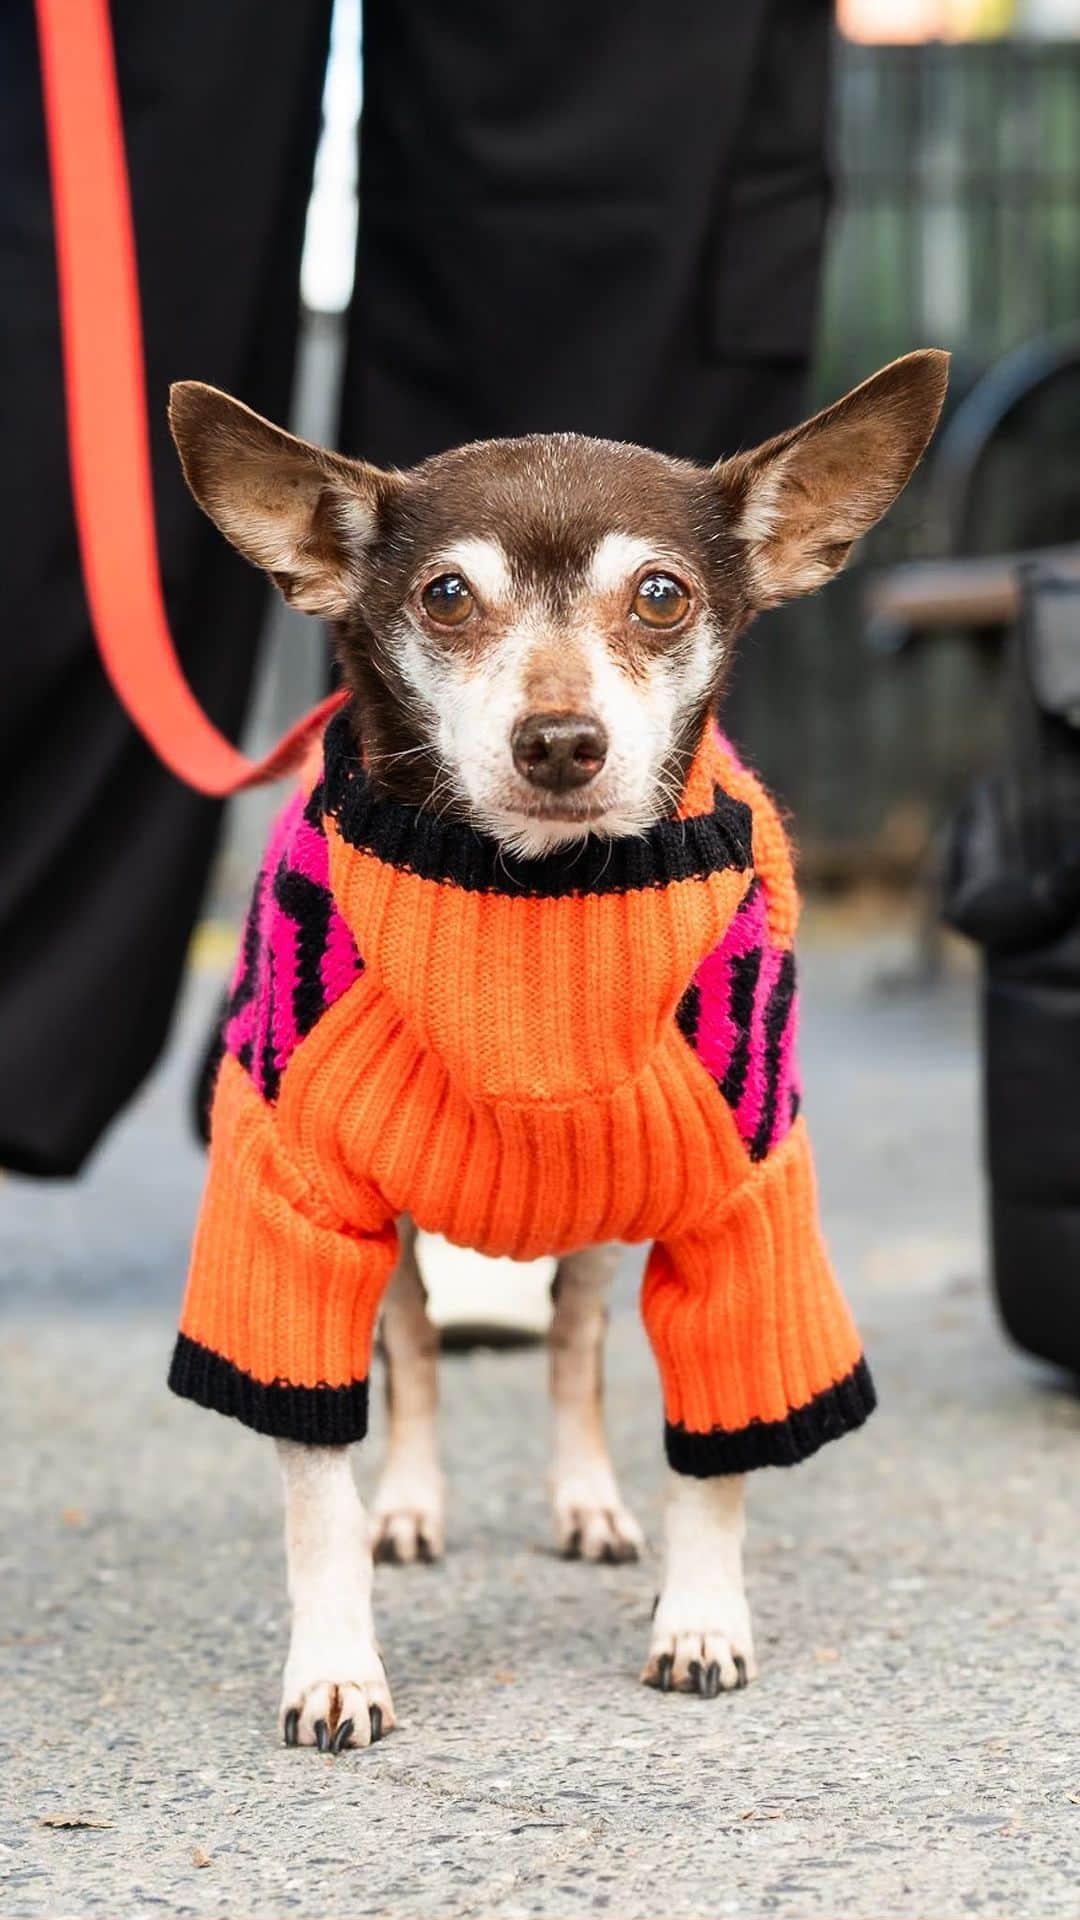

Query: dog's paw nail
[[556, 1500, 644, 1564], [691, 1658, 719, 1699], [372, 1505, 445, 1566], [644, 1628, 754, 1700], [281, 1669, 395, 1749], [598, 1531, 639, 1564]]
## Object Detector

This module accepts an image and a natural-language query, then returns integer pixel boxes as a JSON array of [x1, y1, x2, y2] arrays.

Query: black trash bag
[[943, 569, 1080, 954]]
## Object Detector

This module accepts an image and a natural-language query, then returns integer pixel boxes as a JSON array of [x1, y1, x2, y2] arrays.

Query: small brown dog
[[168, 351, 947, 1748]]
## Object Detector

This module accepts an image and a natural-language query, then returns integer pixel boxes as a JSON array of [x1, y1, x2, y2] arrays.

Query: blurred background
[[232, 0, 1080, 896]]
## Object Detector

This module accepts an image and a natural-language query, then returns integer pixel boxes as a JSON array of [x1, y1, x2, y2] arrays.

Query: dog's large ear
[[168, 382, 398, 616], [718, 350, 949, 609]]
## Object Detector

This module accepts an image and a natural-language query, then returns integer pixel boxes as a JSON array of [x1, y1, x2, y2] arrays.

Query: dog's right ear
[[168, 383, 398, 617]]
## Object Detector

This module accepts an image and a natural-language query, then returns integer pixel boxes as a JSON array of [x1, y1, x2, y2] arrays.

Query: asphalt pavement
[[2, 914, 1077, 1918]]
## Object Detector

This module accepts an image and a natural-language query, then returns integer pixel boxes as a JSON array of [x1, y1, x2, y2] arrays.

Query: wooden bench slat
[[865, 544, 1080, 633]]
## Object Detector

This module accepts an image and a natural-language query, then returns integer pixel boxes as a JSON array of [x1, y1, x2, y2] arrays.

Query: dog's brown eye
[[632, 572, 691, 630], [421, 573, 474, 627]]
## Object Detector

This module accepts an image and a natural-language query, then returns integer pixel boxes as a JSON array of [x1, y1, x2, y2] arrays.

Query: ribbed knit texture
[[169, 710, 874, 1468]]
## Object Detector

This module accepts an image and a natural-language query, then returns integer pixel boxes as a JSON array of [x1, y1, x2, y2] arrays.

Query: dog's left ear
[[718, 350, 949, 609]]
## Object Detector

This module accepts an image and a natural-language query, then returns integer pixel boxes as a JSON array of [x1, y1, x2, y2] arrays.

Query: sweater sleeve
[[641, 1121, 875, 1475], [168, 1052, 397, 1444], [645, 739, 875, 1473]]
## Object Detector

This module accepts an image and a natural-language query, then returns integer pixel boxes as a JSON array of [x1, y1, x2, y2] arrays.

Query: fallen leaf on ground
[[814, 1647, 840, 1663], [192, 1847, 213, 1868], [59, 1508, 86, 1527], [38, 1815, 113, 1831], [493, 1670, 517, 1684]]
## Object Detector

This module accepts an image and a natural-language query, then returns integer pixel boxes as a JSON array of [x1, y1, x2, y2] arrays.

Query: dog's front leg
[[549, 1244, 643, 1562], [278, 1440, 395, 1749], [642, 1472, 757, 1696]]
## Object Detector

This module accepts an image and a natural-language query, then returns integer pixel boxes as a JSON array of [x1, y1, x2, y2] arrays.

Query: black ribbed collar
[[319, 708, 752, 900]]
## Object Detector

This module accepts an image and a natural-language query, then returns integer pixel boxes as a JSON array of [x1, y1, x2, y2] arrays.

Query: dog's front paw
[[281, 1647, 395, 1750], [642, 1587, 757, 1697]]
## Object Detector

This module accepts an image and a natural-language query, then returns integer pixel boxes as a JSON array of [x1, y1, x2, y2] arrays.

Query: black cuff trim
[[168, 1334, 370, 1445], [665, 1357, 876, 1477], [322, 710, 752, 898]]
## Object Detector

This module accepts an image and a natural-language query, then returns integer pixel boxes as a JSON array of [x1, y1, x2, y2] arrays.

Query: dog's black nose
[[511, 711, 608, 792]]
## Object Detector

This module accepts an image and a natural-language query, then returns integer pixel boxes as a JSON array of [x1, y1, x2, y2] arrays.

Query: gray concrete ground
[[1, 916, 1077, 1919]]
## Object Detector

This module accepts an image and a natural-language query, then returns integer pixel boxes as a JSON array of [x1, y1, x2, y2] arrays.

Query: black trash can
[[944, 566, 1080, 1375]]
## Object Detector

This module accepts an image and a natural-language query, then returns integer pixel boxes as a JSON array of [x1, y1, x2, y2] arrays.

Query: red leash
[[34, 0, 347, 794]]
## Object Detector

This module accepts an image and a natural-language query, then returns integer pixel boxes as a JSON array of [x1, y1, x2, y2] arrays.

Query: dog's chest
[[326, 831, 750, 1106], [276, 968, 751, 1260]]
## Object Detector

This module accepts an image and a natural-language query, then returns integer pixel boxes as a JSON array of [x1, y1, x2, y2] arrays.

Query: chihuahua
[[167, 350, 947, 1750]]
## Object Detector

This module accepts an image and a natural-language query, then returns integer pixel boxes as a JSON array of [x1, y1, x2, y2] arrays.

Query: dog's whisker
[[371, 742, 436, 771]]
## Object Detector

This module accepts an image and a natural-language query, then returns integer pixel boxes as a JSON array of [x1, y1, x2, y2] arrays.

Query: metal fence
[[821, 38, 1080, 402], [732, 37, 1080, 878]]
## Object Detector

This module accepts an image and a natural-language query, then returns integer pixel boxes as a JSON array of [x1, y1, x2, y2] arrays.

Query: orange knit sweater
[[169, 708, 874, 1473]]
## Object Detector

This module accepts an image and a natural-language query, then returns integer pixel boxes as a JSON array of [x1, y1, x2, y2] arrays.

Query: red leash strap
[[34, 0, 348, 795]]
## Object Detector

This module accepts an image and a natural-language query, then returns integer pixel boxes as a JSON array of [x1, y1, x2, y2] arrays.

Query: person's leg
[[341, 0, 829, 467], [338, 0, 832, 1351], [0, 0, 332, 1174]]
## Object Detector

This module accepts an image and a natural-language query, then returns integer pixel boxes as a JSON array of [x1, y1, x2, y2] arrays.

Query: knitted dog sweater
[[169, 708, 875, 1474]]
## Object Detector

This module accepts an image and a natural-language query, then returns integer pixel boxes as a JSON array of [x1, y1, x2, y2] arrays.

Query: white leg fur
[[278, 1440, 395, 1748], [549, 1244, 644, 1562], [372, 1218, 445, 1563], [643, 1472, 757, 1696]]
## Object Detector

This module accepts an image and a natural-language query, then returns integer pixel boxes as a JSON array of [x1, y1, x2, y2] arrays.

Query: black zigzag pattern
[[273, 866, 333, 1040], [749, 950, 797, 1163], [719, 947, 762, 1111]]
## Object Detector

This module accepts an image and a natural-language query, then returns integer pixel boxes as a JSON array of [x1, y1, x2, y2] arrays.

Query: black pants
[[0, 0, 831, 1175]]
